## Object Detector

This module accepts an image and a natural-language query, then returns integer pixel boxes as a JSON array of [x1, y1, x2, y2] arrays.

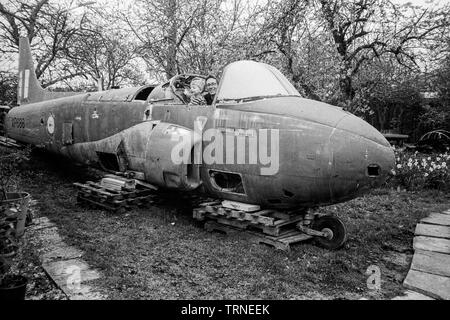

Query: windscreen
[[216, 60, 301, 101]]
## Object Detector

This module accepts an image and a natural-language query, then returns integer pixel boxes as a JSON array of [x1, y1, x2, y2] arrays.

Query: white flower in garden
[[436, 165, 441, 170], [424, 173, 429, 177], [437, 157, 441, 161], [430, 168, 434, 172], [443, 162, 447, 168], [428, 157, 431, 161], [391, 169, 396, 175], [397, 164, 402, 169]]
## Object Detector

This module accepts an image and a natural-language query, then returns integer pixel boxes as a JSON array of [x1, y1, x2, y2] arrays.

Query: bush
[[0, 147, 31, 201], [389, 149, 450, 190]]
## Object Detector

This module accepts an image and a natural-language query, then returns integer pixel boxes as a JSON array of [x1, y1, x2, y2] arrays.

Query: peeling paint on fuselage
[[5, 94, 395, 209]]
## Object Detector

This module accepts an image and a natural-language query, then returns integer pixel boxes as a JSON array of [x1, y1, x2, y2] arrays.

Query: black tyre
[[312, 215, 347, 250]]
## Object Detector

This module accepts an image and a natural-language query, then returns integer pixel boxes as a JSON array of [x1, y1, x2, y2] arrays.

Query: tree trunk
[[165, 0, 178, 79]]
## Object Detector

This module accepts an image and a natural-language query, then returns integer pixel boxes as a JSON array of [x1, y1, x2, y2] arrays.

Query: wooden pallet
[[193, 202, 305, 236], [204, 221, 312, 252], [73, 180, 156, 213], [0, 136, 22, 148]]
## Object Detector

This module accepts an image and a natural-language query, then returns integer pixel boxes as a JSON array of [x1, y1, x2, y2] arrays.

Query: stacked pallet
[[74, 176, 157, 213], [204, 221, 312, 252], [100, 177, 136, 191], [194, 201, 305, 236], [0, 136, 21, 148], [193, 200, 311, 251]]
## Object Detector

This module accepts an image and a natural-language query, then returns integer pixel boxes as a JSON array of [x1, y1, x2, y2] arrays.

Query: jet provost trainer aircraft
[[5, 37, 395, 249]]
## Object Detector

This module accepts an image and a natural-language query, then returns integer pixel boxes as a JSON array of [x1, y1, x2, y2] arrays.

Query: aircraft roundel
[[47, 114, 55, 134]]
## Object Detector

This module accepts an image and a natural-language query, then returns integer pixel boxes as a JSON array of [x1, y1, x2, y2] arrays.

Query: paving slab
[[415, 223, 450, 240], [31, 216, 107, 300], [413, 236, 450, 254], [392, 290, 434, 300], [68, 287, 106, 300], [411, 250, 450, 278], [421, 213, 450, 226], [404, 269, 450, 300], [42, 258, 103, 299], [42, 258, 101, 283], [42, 245, 84, 262]]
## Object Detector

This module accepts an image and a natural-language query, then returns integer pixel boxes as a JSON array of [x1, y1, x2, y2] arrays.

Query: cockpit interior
[[148, 74, 207, 104]]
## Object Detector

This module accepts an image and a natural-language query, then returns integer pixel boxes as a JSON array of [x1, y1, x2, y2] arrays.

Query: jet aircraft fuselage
[[5, 37, 395, 210]]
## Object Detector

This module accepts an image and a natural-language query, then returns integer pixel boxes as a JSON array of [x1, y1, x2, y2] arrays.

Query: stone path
[[398, 208, 450, 300], [28, 217, 106, 300]]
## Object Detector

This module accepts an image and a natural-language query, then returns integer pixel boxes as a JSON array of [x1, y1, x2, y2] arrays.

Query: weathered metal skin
[[6, 95, 394, 208], [5, 38, 395, 210], [194, 99, 395, 208]]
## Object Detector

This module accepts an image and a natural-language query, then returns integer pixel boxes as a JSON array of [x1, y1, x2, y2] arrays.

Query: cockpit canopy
[[216, 60, 301, 102], [147, 60, 301, 104]]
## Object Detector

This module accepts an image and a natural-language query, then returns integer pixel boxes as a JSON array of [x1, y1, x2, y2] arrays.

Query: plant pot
[[0, 245, 18, 258], [0, 236, 18, 258], [0, 192, 30, 237], [0, 275, 27, 300]]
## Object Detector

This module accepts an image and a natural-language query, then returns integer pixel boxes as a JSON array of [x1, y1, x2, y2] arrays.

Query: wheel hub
[[321, 227, 334, 240]]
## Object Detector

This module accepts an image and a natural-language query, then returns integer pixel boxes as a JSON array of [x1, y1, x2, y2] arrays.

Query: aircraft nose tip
[[329, 114, 395, 199]]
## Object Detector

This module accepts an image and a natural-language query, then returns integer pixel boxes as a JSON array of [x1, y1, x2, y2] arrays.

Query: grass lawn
[[6, 147, 450, 300]]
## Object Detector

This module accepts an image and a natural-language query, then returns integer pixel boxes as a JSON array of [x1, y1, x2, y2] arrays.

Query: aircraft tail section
[[18, 37, 46, 105], [17, 37, 78, 105]]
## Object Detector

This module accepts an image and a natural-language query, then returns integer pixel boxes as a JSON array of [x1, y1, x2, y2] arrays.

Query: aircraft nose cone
[[328, 113, 395, 200]]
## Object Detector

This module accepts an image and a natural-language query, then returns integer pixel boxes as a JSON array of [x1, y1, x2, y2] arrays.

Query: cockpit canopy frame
[[147, 60, 302, 105]]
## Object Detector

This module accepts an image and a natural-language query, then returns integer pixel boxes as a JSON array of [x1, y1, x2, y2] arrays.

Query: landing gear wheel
[[312, 215, 347, 250]]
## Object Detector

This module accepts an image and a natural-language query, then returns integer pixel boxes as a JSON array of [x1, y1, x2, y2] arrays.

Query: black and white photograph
[[0, 0, 449, 307]]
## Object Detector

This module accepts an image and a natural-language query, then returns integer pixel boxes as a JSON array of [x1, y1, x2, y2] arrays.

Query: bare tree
[[63, 20, 143, 90], [122, 0, 253, 80], [317, 0, 450, 108], [252, 0, 449, 111], [254, 0, 325, 100], [0, 0, 85, 87]]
